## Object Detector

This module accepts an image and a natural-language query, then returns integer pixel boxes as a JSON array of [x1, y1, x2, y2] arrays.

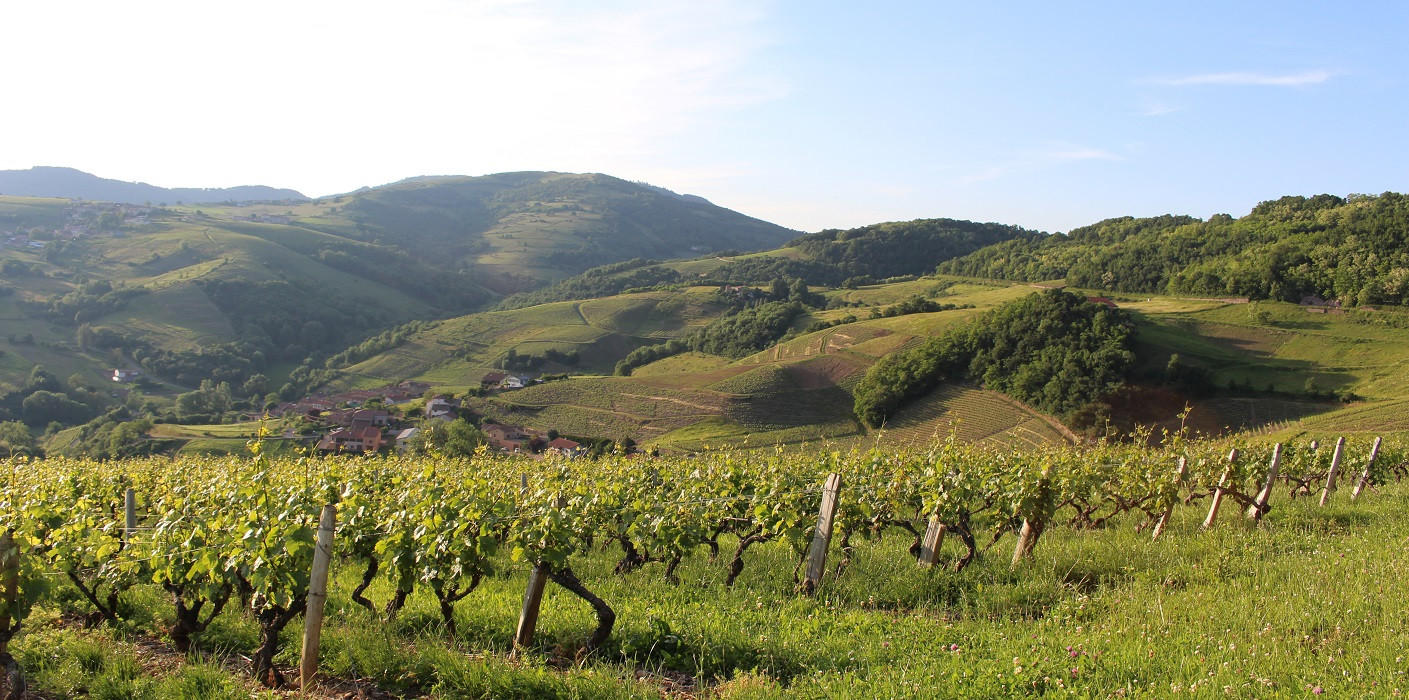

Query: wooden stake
[[1202, 448, 1239, 529], [123, 487, 136, 546], [299, 504, 337, 693], [1246, 443, 1283, 521], [802, 473, 842, 595], [1319, 437, 1346, 507], [1351, 436, 1383, 500], [512, 564, 550, 655], [917, 515, 947, 568], [1152, 457, 1187, 541], [513, 493, 565, 656], [0, 532, 17, 656]]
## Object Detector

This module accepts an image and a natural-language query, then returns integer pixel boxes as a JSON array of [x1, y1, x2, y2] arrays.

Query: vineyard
[[0, 434, 1405, 697]]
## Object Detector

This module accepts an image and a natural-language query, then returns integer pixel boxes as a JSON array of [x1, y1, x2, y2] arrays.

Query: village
[[260, 373, 600, 459], [0, 201, 153, 250]]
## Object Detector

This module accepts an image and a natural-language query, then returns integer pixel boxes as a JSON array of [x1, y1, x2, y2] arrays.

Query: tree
[[176, 380, 233, 420], [409, 419, 485, 457], [22, 390, 93, 426], [241, 374, 269, 398], [28, 365, 61, 392], [0, 421, 35, 457]]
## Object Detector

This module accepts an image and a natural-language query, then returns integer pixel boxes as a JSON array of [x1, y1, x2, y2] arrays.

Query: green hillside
[[313, 270, 1409, 453], [292, 172, 798, 295], [495, 217, 1033, 309], [0, 172, 796, 401], [940, 192, 1409, 307], [322, 287, 730, 391], [6, 185, 1409, 457]]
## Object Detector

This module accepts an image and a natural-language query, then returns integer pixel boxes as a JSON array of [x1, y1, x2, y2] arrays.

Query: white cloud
[[1153, 70, 1332, 87]]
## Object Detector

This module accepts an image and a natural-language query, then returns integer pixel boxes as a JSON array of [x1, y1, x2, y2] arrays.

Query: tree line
[[939, 193, 1409, 306]]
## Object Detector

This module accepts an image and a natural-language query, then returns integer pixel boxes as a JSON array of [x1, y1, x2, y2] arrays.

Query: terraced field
[[329, 289, 727, 390], [471, 376, 730, 440], [1294, 398, 1409, 434], [626, 351, 733, 377], [1188, 397, 1334, 435], [866, 384, 1071, 449]]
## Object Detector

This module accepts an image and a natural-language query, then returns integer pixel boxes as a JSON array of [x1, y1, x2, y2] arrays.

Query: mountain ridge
[[0, 166, 307, 204]]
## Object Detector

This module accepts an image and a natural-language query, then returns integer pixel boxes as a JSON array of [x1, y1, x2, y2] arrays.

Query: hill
[[297, 268, 1409, 454], [939, 192, 1409, 307], [496, 216, 1034, 309], [0, 172, 797, 401], [302, 172, 799, 294], [0, 166, 305, 203]]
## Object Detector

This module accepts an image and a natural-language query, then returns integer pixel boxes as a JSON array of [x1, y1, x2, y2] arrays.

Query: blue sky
[[2, 1, 1404, 232]]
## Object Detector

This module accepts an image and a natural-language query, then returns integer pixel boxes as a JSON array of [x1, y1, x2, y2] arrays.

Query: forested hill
[[0, 166, 306, 204], [939, 192, 1409, 306], [496, 217, 1034, 309]]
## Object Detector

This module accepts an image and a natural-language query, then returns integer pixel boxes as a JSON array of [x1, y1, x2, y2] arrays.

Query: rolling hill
[[5, 182, 1409, 456], [307, 272, 1409, 453], [0, 172, 799, 396], [0, 166, 305, 204]]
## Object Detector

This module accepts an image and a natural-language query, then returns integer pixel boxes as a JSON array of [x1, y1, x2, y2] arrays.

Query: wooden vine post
[[513, 564, 550, 655], [1351, 436, 1382, 501], [299, 504, 337, 693], [802, 473, 842, 595], [1246, 443, 1283, 521], [513, 493, 565, 656], [1318, 437, 1346, 507], [1202, 448, 1239, 529], [916, 515, 947, 568], [0, 530, 23, 700], [123, 487, 136, 547], [1151, 457, 1187, 541], [0, 532, 17, 651]]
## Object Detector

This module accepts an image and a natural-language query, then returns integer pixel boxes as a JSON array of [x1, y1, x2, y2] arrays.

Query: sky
[[2, 0, 1405, 233]]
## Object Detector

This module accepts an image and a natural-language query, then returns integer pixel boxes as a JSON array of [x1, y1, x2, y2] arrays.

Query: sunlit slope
[[326, 288, 729, 390]]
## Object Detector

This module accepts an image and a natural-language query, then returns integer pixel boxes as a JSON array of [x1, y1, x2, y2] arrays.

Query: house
[[546, 437, 585, 458], [499, 374, 532, 390], [395, 427, 420, 452], [482, 423, 531, 452], [480, 371, 508, 390], [426, 396, 460, 420], [316, 424, 385, 453], [112, 369, 143, 382], [349, 409, 390, 427]]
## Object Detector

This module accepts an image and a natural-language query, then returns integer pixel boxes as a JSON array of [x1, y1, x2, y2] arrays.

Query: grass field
[[15, 466, 1409, 698]]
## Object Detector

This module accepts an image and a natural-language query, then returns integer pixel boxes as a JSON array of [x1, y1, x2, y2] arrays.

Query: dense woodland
[[615, 300, 805, 375], [852, 290, 1136, 428], [940, 193, 1409, 305]]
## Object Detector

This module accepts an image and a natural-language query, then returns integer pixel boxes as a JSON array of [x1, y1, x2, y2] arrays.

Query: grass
[[15, 476, 1409, 697]]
